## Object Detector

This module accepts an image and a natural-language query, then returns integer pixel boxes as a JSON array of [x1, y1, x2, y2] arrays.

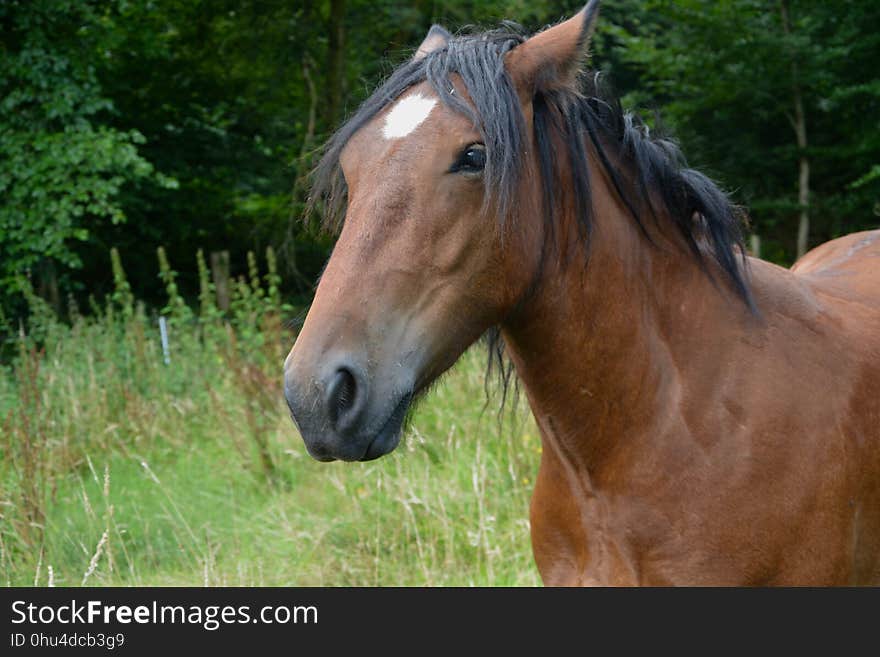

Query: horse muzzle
[[284, 355, 414, 462]]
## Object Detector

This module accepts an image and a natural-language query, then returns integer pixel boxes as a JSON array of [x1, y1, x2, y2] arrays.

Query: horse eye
[[451, 143, 486, 174]]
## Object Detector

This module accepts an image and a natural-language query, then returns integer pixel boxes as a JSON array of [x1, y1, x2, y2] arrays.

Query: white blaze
[[382, 93, 438, 140]]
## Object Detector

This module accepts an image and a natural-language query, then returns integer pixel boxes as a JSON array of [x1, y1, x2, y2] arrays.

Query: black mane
[[309, 23, 753, 310]]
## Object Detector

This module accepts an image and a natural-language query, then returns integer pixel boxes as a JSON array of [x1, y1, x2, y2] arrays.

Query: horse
[[283, 1, 880, 585]]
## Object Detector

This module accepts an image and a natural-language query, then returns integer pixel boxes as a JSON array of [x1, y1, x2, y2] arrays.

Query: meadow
[[0, 249, 541, 586]]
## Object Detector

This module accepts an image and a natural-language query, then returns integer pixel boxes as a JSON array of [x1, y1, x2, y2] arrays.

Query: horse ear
[[414, 24, 451, 61], [506, 0, 600, 94]]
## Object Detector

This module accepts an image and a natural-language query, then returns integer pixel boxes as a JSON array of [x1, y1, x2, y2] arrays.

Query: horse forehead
[[382, 92, 439, 139], [376, 81, 477, 142], [342, 87, 468, 178], [341, 87, 436, 168]]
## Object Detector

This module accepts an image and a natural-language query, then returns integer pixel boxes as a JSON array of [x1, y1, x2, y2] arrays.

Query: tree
[[778, 0, 810, 258], [5, 0, 873, 322], [609, 0, 880, 263], [1, 0, 573, 318], [0, 0, 173, 312]]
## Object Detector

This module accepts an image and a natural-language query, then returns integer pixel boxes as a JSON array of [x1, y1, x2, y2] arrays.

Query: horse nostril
[[326, 367, 359, 429]]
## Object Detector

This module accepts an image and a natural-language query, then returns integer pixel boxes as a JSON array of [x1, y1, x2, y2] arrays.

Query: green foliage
[[195, 248, 221, 323], [0, 249, 536, 585], [4, 2, 879, 587], [1, 0, 878, 314], [0, 0, 175, 307], [109, 247, 134, 318], [156, 246, 192, 325], [852, 164, 880, 190], [610, 0, 880, 261]]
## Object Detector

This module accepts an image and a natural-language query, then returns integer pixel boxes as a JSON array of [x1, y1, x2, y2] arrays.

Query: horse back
[[787, 229, 880, 582], [790, 229, 880, 307]]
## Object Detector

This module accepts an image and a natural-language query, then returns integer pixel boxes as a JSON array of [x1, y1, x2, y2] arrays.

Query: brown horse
[[284, 1, 880, 585]]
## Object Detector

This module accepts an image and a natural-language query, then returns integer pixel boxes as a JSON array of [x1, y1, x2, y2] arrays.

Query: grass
[[0, 249, 542, 586]]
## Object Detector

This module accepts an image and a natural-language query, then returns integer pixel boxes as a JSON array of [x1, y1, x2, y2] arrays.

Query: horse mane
[[308, 22, 755, 404]]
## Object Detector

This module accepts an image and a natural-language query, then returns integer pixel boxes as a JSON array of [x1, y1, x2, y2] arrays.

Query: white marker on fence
[[158, 316, 171, 365]]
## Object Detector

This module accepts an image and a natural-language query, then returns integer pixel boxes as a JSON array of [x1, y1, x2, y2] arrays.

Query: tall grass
[[0, 248, 541, 586]]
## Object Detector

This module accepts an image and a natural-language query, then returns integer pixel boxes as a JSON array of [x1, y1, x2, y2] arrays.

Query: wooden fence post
[[210, 250, 231, 312]]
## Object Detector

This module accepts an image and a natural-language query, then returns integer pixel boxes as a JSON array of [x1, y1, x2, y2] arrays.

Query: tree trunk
[[36, 258, 61, 314], [779, 0, 811, 259], [749, 234, 762, 259], [795, 128, 810, 258], [326, 0, 346, 124]]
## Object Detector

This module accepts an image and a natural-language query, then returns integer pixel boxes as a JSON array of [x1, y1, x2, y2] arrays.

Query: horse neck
[[500, 172, 742, 474]]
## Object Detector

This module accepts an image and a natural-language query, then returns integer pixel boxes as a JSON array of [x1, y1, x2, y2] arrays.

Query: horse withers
[[283, 1, 880, 585]]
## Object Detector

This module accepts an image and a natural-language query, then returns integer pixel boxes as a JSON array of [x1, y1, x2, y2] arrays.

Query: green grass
[[0, 251, 542, 586]]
